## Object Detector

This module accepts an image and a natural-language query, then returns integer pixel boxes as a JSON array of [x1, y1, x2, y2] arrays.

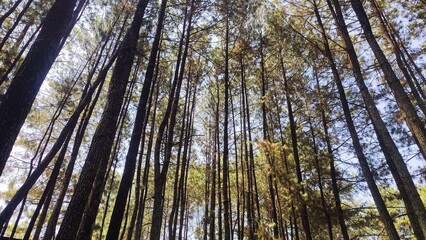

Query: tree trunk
[[329, 0, 426, 237], [314, 67, 350, 240], [350, 0, 426, 164], [222, 3, 231, 239], [0, 0, 82, 176], [281, 61, 312, 240], [55, 0, 148, 238], [0, 0, 24, 27]]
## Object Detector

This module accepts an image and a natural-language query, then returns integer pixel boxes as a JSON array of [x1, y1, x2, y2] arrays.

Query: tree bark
[[329, 0, 426, 237], [55, 0, 148, 238], [350, 0, 426, 164], [0, 0, 82, 176]]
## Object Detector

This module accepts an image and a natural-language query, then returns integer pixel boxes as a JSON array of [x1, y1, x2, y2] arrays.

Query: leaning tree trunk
[[0, 0, 85, 176], [350, 0, 426, 164], [0, 0, 24, 27], [328, 0, 426, 237], [313, 67, 350, 240], [314, 2, 401, 238], [55, 0, 149, 238]]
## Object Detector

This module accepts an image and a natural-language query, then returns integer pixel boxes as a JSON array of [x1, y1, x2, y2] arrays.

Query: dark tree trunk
[[0, 0, 34, 51], [314, 68, 350, 240], [55, 0, 148, 238], [178, 81, 197, 240], [209, 113, 217, 240], [305, 100, 333, 240], [167, 5, 190, 238], [105, 0, 165, 237], [280, 61, 312, 240], [135, 82, 160, 240], [231, 90, 242, 240], [0, 0, 24, 27], [0, 49, 117, 233], [350, 0, 426, 166], [222, 3, 231, 239], [329, 0, 426, 237], [0, 23, 40, 86], [259, 35, 280, 238], [0, 0, 82, 176]]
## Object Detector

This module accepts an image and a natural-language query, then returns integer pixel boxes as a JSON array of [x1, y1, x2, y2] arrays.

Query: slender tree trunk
[[0, 0, 24, 27], [150, 1, 195, 239], [0, 49, 117, 233], [329, 0, 426, 237], [259, 35, 280, 238], [240, 55, 254, 239], [0, 0, 34, 51], [170, 73, 191, 239], [231, 91, 241, 239], [222, 3, 231, 239], [203, 119, 211, 240], [369, 0, 426, 116], [135, 82, 160, 240], [350, 0, 426, 162], [243, 77, 261, 228], [178, 82, 197, 240], [168, 6, 190, 238], [305, 101, 333, 240], [56, 0, 149, 237], [126, 56, 157, 240], [209, 117, 217, 240], [0, 0, 83, 176], [314, 67, 350, 240], [280, 61, 312, 240], [29, 134, 72, 240], [0, 23, 40, 86], [217, 89, 223, 240]]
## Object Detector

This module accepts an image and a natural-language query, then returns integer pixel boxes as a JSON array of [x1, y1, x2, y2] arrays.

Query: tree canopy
[[0, 0, 425, 239]]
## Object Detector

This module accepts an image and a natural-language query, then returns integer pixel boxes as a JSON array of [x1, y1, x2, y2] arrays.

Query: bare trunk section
[[0, 0, 83, 176]]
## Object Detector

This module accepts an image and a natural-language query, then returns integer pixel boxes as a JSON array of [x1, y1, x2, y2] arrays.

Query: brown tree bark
[[281, 61, 312, 240], [350, 0, 426, 164], [328, 0, 426, 237], [55, 0, 149, 238], [0, 0, 83, 176]]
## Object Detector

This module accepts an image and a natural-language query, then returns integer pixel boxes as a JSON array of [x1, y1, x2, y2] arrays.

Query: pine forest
[[0, 0, 426, 239]]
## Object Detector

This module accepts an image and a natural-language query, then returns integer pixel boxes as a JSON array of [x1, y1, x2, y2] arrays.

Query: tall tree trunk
[[369, 0, 426, 116], [315, 1, 402, 238], [350, 0, 426, 163], [305, 101, 333, 240], [56, 0, 149, 238], [169, 71, 191, 239], [259, 35, 279, 238], [280, 61, 312, 240], [222, 3, 231, 239], [42, 53, 117, 240], [178, 81, 197, 240], [328, 0, 426, 237], [105, 0, 168, 237], [0, 49, 118, 233], [167, 5, 190, 238], [0, 0, 24, 27], [0, 0, 83, 176], [135, 81, 161, 240], [231, 90, 242, 240], [314, 67, 350, 240], [150, 0, 194, 239], [240, 55, 254, 239]]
